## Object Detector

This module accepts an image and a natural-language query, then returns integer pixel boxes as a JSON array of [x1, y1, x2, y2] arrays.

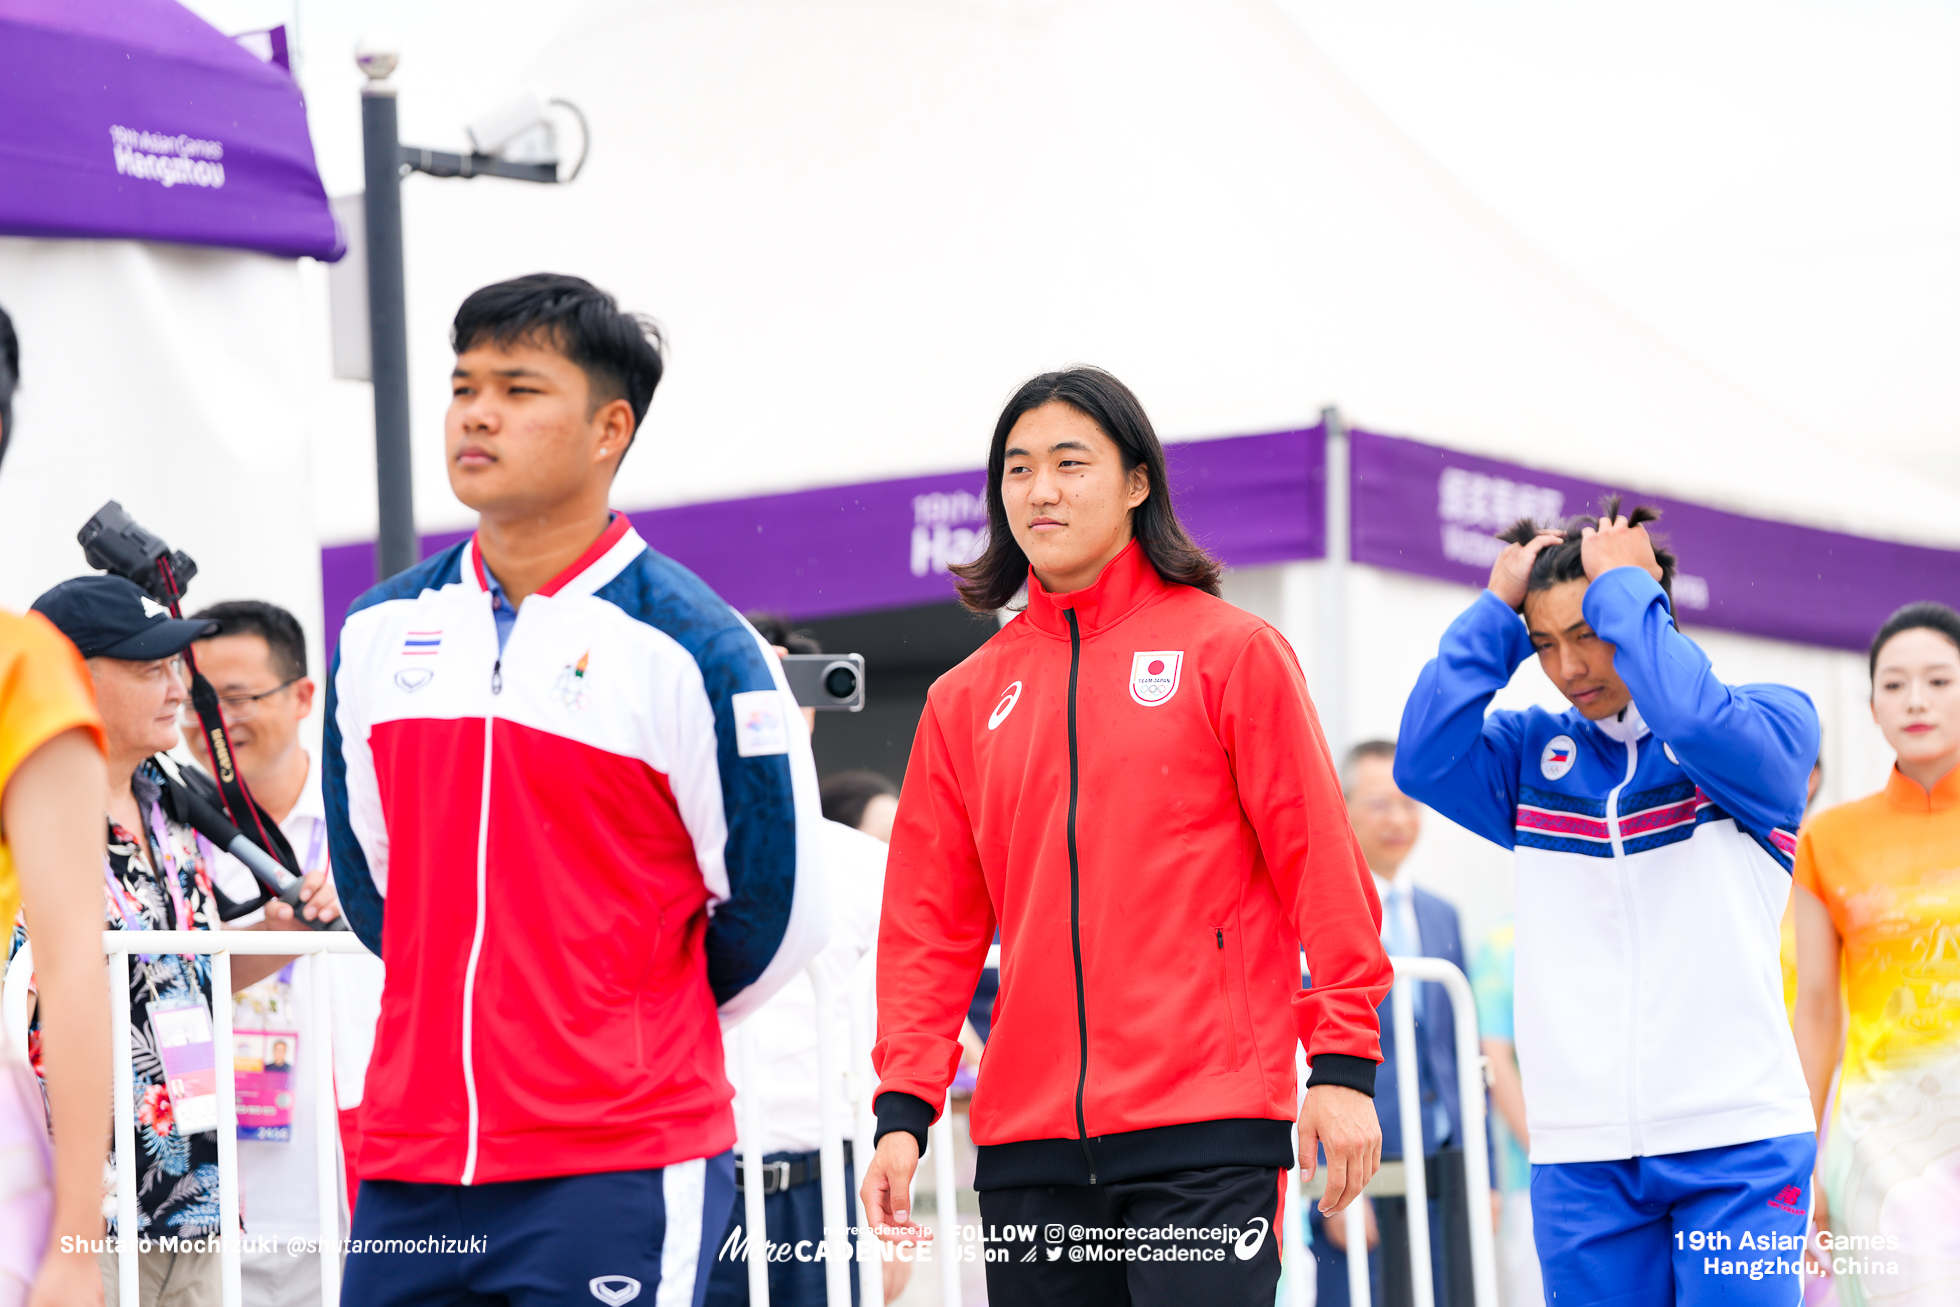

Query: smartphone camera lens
[[824, 664, 859, 700]]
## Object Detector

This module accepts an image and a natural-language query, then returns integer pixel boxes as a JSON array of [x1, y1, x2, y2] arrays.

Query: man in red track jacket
[[861, 368, 1392, 1305]]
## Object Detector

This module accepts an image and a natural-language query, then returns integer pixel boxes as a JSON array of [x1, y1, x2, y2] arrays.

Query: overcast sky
[[187, 0, 1960, 491]]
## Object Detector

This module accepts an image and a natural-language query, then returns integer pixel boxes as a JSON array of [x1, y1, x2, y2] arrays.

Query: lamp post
[[357, 44, 415, 583], [353, 42, 589, 583]]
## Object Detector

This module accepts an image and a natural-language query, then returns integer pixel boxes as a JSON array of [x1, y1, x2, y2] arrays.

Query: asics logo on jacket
[[1396, 568, 1818, 1164], [324, 516, 827, 1187]]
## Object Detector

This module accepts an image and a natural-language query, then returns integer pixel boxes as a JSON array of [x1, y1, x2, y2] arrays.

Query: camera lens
[[824, 665, 859, 700]]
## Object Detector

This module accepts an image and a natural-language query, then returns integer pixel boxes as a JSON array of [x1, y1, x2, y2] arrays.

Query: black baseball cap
[[31, 575, 219, 660]]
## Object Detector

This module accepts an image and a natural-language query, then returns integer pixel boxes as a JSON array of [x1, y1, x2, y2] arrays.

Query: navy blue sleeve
[[322, 645, 385, 956], [1395, 590, 1537, 849], [1583, 568, 1819, 838], [694, 625, 804, 1007]]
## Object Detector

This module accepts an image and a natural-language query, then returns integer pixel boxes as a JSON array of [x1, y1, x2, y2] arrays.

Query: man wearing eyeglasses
[[183, 601, 383, 1307]]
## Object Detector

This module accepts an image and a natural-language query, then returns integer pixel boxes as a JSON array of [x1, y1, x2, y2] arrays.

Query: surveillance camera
[[467, 94, 552, 159], [354, 35, 399, 81]]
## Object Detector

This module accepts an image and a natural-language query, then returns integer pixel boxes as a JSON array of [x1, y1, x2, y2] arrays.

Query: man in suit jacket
[[1312, 740, 1478, 1307]]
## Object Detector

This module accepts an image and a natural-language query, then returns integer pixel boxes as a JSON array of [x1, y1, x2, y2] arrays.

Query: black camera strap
[[155, 555, 303, 880]]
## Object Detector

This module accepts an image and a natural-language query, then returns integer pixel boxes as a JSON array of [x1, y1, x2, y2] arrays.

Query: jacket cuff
[[873, 1091, 935, 1157], [1580, 565, 1669, 638], [1305, 1053, 1378, 1098]]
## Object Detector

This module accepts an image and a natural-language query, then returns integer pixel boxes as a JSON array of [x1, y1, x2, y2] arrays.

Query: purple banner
[[320, 427, 1325, 663], [0, 0, 341, 260], [1350, 428, 1960, 652]]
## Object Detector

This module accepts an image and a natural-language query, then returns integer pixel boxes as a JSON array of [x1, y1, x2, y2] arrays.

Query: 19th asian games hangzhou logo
[[555, 651, 591, 711]]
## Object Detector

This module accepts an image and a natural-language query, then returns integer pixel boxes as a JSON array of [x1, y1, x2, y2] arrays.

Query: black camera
[[78, 500, 198, 604]]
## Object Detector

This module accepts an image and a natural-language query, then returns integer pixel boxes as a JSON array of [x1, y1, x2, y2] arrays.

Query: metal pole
[[210, 949, 242, 1307], [1319, 406, 1350, 762], [1391, 966, 1435, 1307], [737, 1025, 772, 1306], [111, 950, 138, 1307], [1344, 1196, 1371, 1307], [1439, 965, 1502, 1307], [360, 56, 416, 582], [848, 963, 882, 1307], [310, 956, 343, 1302], [806, 964, 852, 1307], [932, 1110, 962, 1307]]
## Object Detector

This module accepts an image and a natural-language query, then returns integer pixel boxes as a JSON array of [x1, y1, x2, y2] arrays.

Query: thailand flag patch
[[402, 630, 442, 656], [1129, 651, 1183, 707]]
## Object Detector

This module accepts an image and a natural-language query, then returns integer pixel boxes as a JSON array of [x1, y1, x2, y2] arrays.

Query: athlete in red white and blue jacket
[[326, 275, 827, 1307]]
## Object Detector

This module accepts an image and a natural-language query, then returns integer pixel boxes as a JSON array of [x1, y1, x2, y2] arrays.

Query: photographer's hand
[[267, 866, 340, 927]]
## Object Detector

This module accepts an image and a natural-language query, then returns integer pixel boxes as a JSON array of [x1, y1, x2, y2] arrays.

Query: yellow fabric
[[1794, 766, 1960, 1305], [1796, 767, 1960, 1089], [0, 609, 106, 934]]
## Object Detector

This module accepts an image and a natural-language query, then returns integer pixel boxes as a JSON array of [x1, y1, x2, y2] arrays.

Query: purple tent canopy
[[0, 0, 341, 259]]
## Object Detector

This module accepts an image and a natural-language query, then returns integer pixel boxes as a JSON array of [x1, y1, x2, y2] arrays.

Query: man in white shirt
[[705, 620, 908, 1306], [185, 601, 386, 1307]]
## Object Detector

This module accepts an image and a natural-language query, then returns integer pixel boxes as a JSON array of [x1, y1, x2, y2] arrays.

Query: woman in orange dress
[[1793, 603, 1960, 1307]]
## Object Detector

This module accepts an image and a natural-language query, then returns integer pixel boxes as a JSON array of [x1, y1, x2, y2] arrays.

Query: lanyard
[[304, 820, 327, 881], [144, 799, 192, 932]]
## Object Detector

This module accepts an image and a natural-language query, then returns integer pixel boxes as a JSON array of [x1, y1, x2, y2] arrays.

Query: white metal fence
[[3, 937, 1496, 1307], [1285, 956, 1500, 1307]]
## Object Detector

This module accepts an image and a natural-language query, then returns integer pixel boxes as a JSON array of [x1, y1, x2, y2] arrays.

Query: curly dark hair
[[1495, 495, 1678, 607]]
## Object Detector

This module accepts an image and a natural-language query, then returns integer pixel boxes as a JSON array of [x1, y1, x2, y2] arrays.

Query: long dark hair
[[952, 367, 1222, 612]]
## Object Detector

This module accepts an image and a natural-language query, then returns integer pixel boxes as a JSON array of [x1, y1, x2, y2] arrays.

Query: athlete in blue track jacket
[[1395, 508, 1819, 1307]]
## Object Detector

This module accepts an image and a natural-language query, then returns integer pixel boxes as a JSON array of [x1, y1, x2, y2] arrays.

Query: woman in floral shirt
[[16, 576, 336, 1304]]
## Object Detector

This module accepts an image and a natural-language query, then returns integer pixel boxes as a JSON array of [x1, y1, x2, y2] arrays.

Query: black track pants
[[977, 1165, 1287, 1306]]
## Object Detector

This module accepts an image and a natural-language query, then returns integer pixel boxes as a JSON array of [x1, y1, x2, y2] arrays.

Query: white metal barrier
[[70, 930, 375, 1307], [736, 954, 968, 1307], [10, 938, 1489, 1307], [1284, 955, 1499, 1307]]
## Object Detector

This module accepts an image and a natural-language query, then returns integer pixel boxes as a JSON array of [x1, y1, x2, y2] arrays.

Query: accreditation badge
[[150, 997, 219, 1135], [233, 966, 297, 1142]]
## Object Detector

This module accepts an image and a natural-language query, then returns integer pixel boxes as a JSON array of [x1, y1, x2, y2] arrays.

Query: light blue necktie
[[1385, 884, 1424, 1022], [1386, 884, 1451, 1146]]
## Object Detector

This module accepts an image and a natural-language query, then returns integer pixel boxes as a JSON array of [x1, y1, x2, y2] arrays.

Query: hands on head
[[1488, 514, 1662, 611], [1579, 514, 1664, 586]]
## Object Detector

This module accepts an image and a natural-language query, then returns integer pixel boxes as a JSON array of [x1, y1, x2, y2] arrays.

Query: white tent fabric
[[302, 0, 1960, 549], [0, 238, 325, 673]]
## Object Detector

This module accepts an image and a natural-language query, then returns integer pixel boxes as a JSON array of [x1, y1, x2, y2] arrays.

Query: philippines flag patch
[[1540, 735, 1577, 780], [402, 630, 442, 656]]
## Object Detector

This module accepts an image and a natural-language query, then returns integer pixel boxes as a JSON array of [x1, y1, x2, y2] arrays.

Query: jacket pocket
[[632, 903, 670, 1071], [1213, 926, 1244, 1072]]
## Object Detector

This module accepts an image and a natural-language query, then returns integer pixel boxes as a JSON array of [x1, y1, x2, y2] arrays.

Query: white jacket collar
[[1592, 700, 1650, 744]]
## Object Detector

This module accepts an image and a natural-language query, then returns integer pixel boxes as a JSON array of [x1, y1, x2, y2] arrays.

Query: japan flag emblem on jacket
[[1129, 651, 1183, 706]]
